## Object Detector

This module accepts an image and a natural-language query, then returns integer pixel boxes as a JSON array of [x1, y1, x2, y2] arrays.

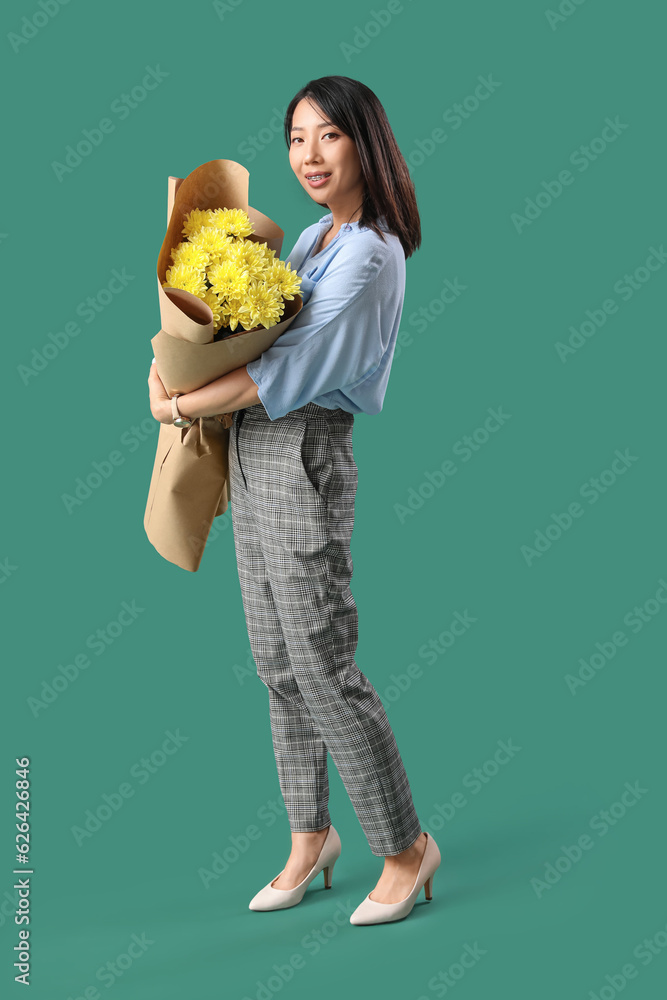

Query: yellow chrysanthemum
[[229, 240, 275, 279], [204, 241, 236, 269], [207, 260, 250, 301], [227, 238, 260, 268], [201, 288, 224, 329], [181, 208, 216, 239], [235, 280, 285, 331], [170, 241, 210, 270], [191, 226, 233, 256], [225, 301, 245, 332], [263, 260, 302, 300], [165, 214, 302, 333], [163, 262, 207, 297], [218, 309, 233, 330], [207, 207, 254, 239], [257, 241, 277, 264]]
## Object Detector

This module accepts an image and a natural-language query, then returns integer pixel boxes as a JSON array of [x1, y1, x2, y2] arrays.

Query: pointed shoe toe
[[248, 825, 341, 911], [349, 832, 441, 926]]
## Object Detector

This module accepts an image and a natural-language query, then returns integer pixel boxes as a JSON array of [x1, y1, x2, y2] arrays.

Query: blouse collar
[[317, 212, 390, 233]]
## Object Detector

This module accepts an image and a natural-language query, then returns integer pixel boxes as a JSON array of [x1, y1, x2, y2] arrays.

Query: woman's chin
[[308, 193, 329, 207]]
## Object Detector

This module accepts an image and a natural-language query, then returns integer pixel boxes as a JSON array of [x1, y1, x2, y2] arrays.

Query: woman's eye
[[291, 133, 339, 144]]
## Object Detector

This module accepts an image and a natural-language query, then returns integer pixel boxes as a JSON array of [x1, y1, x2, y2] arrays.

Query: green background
[[2, 0, 666, 997]]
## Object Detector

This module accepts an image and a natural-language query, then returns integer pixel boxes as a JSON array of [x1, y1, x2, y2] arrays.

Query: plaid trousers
[[227, 399, 422, 856]]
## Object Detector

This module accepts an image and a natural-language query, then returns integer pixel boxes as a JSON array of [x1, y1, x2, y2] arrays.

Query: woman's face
[[288, 98, 364, 211]]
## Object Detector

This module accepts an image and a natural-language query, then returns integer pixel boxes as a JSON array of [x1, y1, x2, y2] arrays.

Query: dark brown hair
[[284, 76, 421, 259]]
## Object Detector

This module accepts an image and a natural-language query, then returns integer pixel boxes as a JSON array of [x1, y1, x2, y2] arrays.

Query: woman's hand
[[148, 360, 172, 424]]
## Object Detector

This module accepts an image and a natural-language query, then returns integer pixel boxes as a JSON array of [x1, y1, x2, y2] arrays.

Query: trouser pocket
[[234, 408, 248, 492], [295, 417, 333, 503]]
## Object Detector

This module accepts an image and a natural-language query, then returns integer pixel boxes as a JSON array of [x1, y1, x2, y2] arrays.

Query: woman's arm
[[244, 243, 395, 420], [148, 361, 261, 423]]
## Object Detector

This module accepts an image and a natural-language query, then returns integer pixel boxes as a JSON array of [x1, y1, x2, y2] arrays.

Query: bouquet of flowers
[[144, 158, 303, 573], [165, 206, 302, 340]]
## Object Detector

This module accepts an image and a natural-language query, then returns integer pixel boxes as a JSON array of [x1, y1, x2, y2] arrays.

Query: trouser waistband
[[236, 401, 350, 423]]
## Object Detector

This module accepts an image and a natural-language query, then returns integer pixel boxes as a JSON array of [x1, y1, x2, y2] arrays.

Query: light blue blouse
[[245, 211, 407, 420]]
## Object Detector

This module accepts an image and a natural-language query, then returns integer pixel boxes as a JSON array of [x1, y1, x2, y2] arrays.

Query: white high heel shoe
[[248, 825, 342, 911], [349, 831, 441, 925]]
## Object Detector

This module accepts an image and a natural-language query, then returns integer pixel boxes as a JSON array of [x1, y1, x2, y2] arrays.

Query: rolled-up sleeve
[[245, 244, 391, 420]]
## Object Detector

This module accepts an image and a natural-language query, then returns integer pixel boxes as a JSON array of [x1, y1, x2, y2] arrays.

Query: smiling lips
[[306, 172, 331, 187]]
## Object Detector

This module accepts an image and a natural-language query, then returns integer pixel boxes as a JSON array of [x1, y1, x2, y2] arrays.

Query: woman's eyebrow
[[290, 121, 335, 132]]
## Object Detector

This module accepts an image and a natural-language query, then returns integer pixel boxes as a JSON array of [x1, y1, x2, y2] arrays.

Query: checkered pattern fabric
[[228, 400, 422, 856]]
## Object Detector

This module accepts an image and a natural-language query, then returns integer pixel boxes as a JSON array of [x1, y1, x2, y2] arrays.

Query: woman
[[148, 75, 441, 926]]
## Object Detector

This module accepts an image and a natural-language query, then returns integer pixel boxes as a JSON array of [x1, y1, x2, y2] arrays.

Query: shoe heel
[[423, 875, 433, 901], [323, 861, 335, 889]]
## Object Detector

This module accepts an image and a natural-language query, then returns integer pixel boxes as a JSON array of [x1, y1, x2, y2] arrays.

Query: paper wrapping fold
[[143, 417, 231, 571], [144, 159, 303, 572]]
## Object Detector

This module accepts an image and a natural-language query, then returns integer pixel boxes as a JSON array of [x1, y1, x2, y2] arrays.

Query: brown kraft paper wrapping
[[144, 159, 303, 572]]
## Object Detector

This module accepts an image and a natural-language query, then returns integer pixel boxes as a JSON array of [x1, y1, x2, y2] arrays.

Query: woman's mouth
[[306, 173, 331, 187]]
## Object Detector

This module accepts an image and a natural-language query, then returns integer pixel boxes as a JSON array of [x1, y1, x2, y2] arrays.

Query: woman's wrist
[[150, 396, 173, 423], [174, 392, 195, 420]]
